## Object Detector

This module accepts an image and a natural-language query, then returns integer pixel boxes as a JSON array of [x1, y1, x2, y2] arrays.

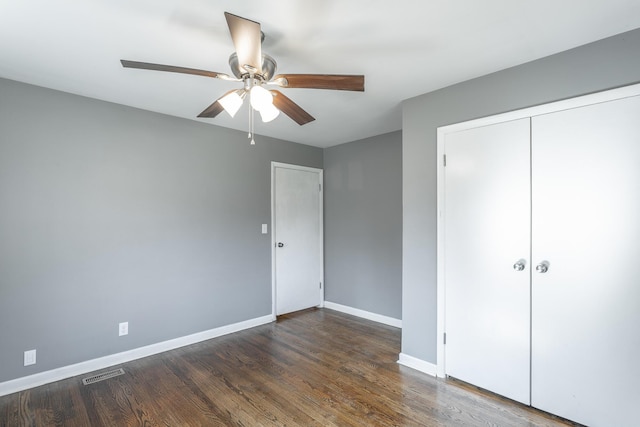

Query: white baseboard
[[323, 301, 402, 328], [0, 314, 273, 397], [397, 353, 438, 377]]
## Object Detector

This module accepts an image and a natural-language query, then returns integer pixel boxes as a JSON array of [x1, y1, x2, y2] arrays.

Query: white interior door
[[444, 118, 531, 404], [531, 96, 640, 427], [273, 163, 323, 316]]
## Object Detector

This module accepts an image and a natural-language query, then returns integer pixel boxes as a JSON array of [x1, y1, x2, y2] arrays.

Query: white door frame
[[271, 161, 324, 319], [436, 82, 640, 378]]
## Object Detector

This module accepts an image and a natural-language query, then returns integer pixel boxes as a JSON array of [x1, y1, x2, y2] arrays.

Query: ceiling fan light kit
[[259, 103, 280, 123], [249, 84, 273, 111], [218, 89, 245, 118], [121, 11, 365, 144]]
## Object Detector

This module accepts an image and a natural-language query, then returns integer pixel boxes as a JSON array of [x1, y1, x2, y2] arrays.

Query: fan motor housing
[[229, 52, 277, 80]]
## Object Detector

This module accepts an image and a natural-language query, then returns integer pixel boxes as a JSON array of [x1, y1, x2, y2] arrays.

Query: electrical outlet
[[119, 322, 128, 336], [24, 349, 36, 366]]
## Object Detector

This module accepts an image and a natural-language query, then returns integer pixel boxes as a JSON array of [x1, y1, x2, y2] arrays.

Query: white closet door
[[531, 96, 640, 427], [444, 118, 531, 404]]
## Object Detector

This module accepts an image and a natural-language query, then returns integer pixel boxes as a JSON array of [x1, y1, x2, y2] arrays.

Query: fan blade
[[273, 74, 365, 91], [197, 90, 237, 118], [224, 12, 262, 74], [121, 60, 233, 80], [271, 90, 315, 125]]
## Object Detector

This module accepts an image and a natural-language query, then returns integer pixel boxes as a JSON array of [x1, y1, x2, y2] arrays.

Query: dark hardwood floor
[[0, 308, 577, 426]]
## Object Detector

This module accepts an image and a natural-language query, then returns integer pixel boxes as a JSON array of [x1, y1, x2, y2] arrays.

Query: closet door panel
[[444, 118, 531, 404], [531, 96, 640, 427]]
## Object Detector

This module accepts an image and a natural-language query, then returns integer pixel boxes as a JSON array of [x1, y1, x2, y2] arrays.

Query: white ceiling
[[1, 0, 640, 148]]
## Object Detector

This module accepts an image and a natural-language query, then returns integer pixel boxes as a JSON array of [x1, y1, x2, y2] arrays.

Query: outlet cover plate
[[119, 322, 128, 336], [24, 349, 36, 366]]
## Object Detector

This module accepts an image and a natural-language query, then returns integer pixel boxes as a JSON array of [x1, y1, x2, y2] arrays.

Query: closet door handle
[[513, 260, 526, 271], [535, 261, 550, 273]]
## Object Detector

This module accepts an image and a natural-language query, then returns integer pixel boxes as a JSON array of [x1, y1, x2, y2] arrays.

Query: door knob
[[535, 261, 550, 273], [513, 259, 526, 271], [277, 242, 284, 248]]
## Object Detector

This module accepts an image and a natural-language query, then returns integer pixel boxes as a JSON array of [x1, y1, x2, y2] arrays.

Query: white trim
[[0, 314, 273, 397], [397, 353, 438, 377], [270, 163, 277, 320], [436, 125, 447, 378], [324, 301, 402, 328], [271, 162, 324, 317], [436, 82, 640, 379], [271, 161, 324, 175], [318, 168, 324, 309], [438, 82, 640, 136]]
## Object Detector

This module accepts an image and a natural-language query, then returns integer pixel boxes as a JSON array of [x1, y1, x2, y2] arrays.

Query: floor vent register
[[82, 368, 125, 385]]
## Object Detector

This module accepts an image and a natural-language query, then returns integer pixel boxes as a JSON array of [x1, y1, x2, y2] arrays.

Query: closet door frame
[[436, 82, 640, 378]]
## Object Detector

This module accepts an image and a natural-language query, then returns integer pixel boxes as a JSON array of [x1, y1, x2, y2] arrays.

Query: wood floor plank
[[0, 308, 580, 426], [0, 393, 18, 427], [176, 344, 326, 426]]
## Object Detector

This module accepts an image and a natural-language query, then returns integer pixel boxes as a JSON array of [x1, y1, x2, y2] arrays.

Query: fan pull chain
[[248, 75, 256, 145], [249, 103, 255, 145]]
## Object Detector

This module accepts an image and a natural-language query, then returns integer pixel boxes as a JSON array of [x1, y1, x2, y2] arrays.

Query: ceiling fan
[[121, 12, 365, 143]]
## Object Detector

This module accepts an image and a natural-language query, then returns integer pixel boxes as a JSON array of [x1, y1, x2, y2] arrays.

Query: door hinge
[[319, 183, 322, 192], [443, 333, 447, 345], [319, 281, 322, 289], [443, 154, 447, 167]]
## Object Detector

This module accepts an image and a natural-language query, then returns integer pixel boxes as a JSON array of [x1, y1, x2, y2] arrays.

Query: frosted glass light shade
[[260, 103, 280, 123], [250, 85, 273, 111], [219, 90, 244, 117]]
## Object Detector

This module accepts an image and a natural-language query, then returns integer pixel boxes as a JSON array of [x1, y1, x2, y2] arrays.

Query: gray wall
[[0, 78, 322, 383], [324, 132, 402, 319], [402, 28, 640, 363]]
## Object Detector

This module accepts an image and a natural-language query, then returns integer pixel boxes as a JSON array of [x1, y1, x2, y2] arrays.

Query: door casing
[[271, 162, 324, 318]]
